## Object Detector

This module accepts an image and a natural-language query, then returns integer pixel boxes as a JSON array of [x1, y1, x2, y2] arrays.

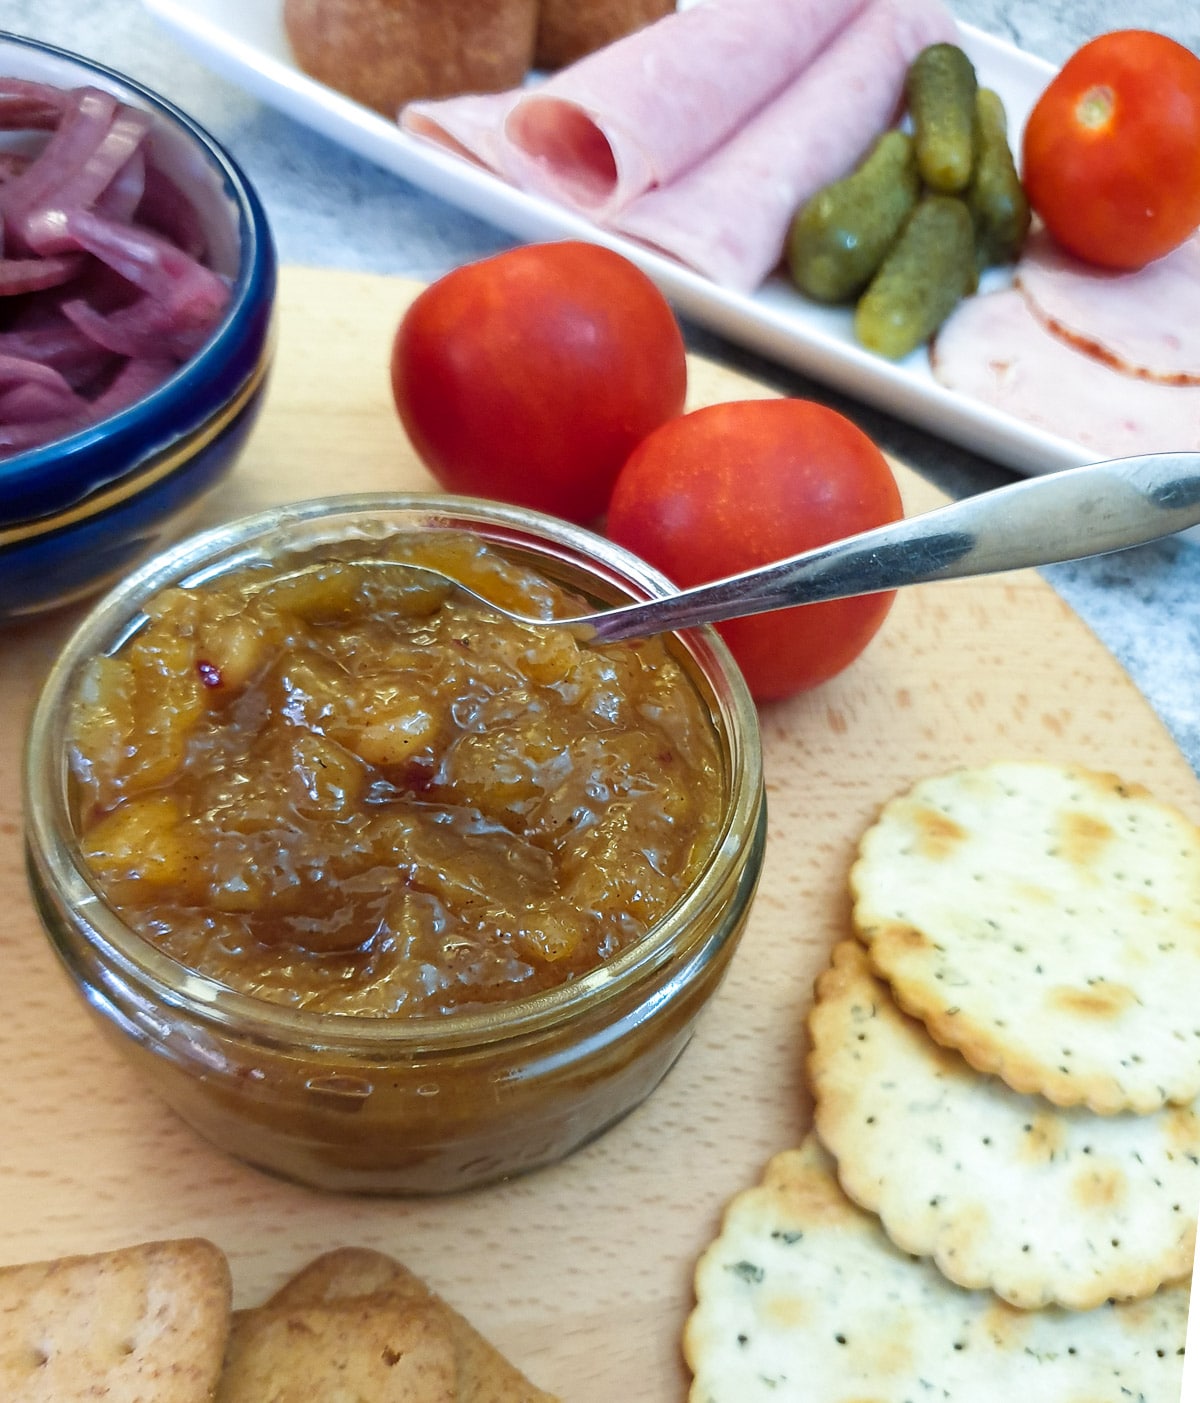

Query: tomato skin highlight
[[1021, 30, 1200, 271], [605, 399, 903, 702], [390, 241, 687, 524]]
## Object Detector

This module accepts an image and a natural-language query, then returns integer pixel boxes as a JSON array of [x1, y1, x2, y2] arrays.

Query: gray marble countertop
[[8, 0, 1198, 770]]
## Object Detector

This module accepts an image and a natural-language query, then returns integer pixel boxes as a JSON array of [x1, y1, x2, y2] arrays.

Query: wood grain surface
[[1, 266, 1196, 1401]]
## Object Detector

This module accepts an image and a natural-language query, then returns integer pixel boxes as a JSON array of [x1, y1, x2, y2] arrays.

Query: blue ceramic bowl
[[0, 34, 276, 620]]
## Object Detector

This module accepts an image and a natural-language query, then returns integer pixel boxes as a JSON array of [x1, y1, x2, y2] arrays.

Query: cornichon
[[854, 194, 978, 360], [966, 87, 1030, 268], [906, 43, 978, 193], [786, 130, 920, 303]]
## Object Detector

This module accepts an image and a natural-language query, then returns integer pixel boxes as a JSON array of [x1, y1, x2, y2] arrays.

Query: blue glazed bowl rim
[[0, 32, 276, 509]]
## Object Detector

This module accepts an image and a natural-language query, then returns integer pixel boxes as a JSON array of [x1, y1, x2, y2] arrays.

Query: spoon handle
[[588, 451, 1200, 644]]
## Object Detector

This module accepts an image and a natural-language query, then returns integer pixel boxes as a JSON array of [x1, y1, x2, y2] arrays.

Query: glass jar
[[24, 494, 765, 1194]]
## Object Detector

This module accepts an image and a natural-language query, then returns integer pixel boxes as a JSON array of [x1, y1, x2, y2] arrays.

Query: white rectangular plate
[[144, 0, 1090, 477]]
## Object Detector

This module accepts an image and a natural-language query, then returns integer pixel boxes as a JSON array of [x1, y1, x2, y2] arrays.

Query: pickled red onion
[[0, 78, 232, 461]]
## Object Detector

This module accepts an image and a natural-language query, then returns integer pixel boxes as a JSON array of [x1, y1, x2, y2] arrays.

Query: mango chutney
[[28, 497, 764, 1192], [68, 531, 724, 1016]]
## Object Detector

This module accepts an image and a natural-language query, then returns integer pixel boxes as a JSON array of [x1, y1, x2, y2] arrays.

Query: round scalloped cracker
[[808, 940, 1200, 1310], [851, 761, 1200, 1114], [683, 1135, 1188, 1403]]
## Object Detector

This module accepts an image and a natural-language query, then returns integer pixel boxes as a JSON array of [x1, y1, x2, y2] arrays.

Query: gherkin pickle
[[854, 194, 978, 360], [906, 43, 978, 193], [966, 87, 1031, 268], [787, 130, 920, 303]]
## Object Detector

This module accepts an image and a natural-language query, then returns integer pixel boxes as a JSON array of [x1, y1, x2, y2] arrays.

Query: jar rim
[[24, 492, 765, 1052]]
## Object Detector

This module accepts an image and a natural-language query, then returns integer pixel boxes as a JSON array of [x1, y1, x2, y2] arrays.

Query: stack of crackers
[[686, 760, 1197, 1400], [7, 760, 1195, 1400], [0, 1238, 556, 1402]]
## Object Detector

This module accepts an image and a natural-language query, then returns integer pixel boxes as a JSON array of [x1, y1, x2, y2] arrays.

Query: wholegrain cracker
[[265, 1247, 558, 1403], [851, 761, 1200, 1113], [0, 1237, 230, 1403], [809, 940, 1200, 1309], [266, 1247, 407, 1308], [683, 1135, 1188, 1403], [217, 1296, 457, 1403]]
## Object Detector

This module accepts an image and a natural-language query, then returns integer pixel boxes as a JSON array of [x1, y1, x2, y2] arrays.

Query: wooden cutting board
[[1, 266, 1196, 1400]]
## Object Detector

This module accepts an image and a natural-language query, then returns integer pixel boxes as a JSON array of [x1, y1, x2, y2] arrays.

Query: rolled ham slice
[[404, 0, 872, 221], [402, 90, 516, 174], [930, 288, 1200, 457], [614, 0, 958, 290], [1015, 228, 1200, 385]]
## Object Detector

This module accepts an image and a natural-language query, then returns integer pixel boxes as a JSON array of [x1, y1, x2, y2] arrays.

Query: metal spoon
[[401, 451, 1200, 643]]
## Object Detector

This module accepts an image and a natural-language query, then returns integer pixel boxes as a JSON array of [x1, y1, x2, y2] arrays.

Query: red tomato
[[605, 399, 903, 702], [390, 241, 687, 524], [1022, 30, 1200, 270]]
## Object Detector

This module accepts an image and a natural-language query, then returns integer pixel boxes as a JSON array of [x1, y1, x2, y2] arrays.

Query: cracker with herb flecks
[[0, 1238, 231, 1403], [264, 1247, 558, 1403], [850, 760, 1200, 1114], [809, 940, 1200, 1310], [217, 1295, 457, 1403], [683, 1135, 1188, 1403]]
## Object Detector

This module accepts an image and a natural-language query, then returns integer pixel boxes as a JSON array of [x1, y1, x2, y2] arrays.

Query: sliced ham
[[930, 288, 1200, 457], [404, 0, 872, 221], [1015, 228, 1200, 385], [614, 0, 958, 291], [402, 90, 518, 175]]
